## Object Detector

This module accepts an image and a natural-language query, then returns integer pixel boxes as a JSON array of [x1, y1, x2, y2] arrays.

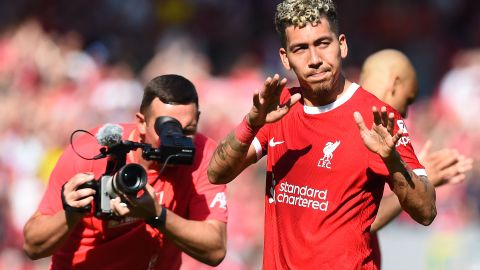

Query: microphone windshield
[[96, 124, 123, 147]]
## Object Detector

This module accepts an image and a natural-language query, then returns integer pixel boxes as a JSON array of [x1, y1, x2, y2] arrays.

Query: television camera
[[75, 116, 195, 219]]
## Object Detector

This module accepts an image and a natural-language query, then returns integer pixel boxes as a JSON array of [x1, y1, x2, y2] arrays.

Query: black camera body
[[148, 116, 195, 165], [78, 116, 195, 219]]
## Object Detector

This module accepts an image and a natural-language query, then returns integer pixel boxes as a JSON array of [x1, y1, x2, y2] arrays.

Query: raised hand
[[353, 106, 403, 159], [247, 74, 301, 127], [418, 140, 474, 187]]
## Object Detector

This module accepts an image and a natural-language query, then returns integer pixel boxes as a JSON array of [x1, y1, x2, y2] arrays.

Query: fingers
[[426, 149, 473, 186], [429, 149, 459, 170], [372, 106, 381, 125], [391, 128, 403, 145], [371, 106, 394, 129], [64, 173, 95, 191], [448, 174, 466, 185], [437, 163, 466, 186], [74, 187, 96, 200], [381, 107, 389, 127], [276, 93, 302, 113], [111, 184, 159, 219], [456, 155, 473, 176], [111, 197, 130, 216], [73, 196, 95, 208], [418, 140, 432, 163], [64, 173, 96, 208], [387, 111, 395, 135], [353, 111, 367, 131], [358, 106, 397, 134], [261, 74, 286, 103], [252, 74, 288, 125], [143, 184, 156, 195]]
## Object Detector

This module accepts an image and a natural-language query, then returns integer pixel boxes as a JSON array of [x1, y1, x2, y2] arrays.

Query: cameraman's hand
[[110, 184, 161, 219], [62, 173, 96, 212]]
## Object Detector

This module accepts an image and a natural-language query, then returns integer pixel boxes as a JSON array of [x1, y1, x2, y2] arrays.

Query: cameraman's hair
[[275, 0, 339, 48], [140, 74, 199, 117]]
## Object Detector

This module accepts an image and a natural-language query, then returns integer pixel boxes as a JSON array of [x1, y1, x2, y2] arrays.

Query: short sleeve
[[188, 139, 228, 222], [252, 124, 270, 161], [37, 127, 105, 215], [37, 145, 90, 215]]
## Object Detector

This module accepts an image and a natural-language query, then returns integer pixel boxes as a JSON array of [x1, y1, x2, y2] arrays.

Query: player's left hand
[[354, 106, 403, 159]]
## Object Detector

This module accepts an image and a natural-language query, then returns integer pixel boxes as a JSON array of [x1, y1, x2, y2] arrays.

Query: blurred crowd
[[0, 0, 479, 269]]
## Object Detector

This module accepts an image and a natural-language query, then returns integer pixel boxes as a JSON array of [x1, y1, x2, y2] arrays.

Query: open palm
[[354, 106, 403, 159], [248, 74, 301, 127]]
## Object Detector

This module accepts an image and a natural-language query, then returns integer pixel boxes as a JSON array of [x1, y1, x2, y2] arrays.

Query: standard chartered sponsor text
[[276, 181, 329, 211]]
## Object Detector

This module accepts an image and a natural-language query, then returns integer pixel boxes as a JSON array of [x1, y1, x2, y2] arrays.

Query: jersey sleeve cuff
[[413, 168, 427, 177], [252, 137, 263, 161]]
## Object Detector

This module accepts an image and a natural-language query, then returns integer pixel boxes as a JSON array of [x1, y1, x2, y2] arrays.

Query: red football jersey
[[252, 83, 424, 270], [38, 123, 228, 270]]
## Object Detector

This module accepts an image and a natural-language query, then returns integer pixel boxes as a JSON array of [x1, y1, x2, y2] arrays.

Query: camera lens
[[113, 163, 147, 195]]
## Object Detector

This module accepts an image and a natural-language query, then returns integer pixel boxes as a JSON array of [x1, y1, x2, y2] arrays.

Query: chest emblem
[[317, 140, 341, 169]]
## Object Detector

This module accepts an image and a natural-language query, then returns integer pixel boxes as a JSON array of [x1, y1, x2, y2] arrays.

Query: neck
[[302, 76, 352, 107], [128, 129, 156, 171]]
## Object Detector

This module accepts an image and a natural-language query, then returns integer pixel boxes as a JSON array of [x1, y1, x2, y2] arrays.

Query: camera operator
[[22, 74, 228, 269]]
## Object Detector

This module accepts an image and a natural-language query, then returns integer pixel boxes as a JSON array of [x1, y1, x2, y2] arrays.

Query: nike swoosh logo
[[269, 138, 284, 147]]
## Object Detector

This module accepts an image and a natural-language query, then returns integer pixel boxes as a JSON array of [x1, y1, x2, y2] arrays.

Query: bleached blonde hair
[[275, 0, 339, 47]]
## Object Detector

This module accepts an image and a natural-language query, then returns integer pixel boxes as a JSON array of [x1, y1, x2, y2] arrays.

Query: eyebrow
[[288, 36, 333, 51]]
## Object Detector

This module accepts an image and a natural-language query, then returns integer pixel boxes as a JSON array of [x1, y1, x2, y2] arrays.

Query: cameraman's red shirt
[[38, 123, 228, 270]]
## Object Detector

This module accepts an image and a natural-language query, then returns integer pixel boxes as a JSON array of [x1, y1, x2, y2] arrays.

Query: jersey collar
[[303, 82, 359, 114]]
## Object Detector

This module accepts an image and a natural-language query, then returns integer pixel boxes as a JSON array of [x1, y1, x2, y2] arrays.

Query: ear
[[197, 110, 201, 122], [338, 34, 348, 59], [136, 112, 147, 136], [391, 75, 401, 97], [279, 47, 291, 70]]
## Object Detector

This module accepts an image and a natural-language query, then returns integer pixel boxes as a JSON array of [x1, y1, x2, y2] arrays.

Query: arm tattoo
[[418, 175, 429, 191], [216, 141, 228, 161], [225, 132, 250, 152]]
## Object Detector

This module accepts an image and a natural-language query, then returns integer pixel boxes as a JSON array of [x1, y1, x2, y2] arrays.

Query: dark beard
[[300, 76, 344, 105]]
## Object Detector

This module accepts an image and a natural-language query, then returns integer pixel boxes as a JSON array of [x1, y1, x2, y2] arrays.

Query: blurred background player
[[359, 49, 473, 268], [360, 49, 473, 233]]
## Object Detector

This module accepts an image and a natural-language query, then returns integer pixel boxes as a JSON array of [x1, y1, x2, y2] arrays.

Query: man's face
[[137, 98, 199, 148], [279, 18, 348, 96]]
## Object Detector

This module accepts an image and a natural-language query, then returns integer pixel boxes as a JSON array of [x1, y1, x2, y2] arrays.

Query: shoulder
[[76, 123, 136, 141], [193, 132, 217, 160], [68, 122, 136, 158], [193, 132, 217, 152], [354, 86, 398, 114]]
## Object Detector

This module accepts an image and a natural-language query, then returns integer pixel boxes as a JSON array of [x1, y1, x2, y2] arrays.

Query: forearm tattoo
[[418, 175, 429, 191], [210, 131, 251, 178]]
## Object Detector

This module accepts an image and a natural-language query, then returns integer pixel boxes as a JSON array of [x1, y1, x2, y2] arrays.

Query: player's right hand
[[247, 74, 301, 127], [62, 173, 96, 209]]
